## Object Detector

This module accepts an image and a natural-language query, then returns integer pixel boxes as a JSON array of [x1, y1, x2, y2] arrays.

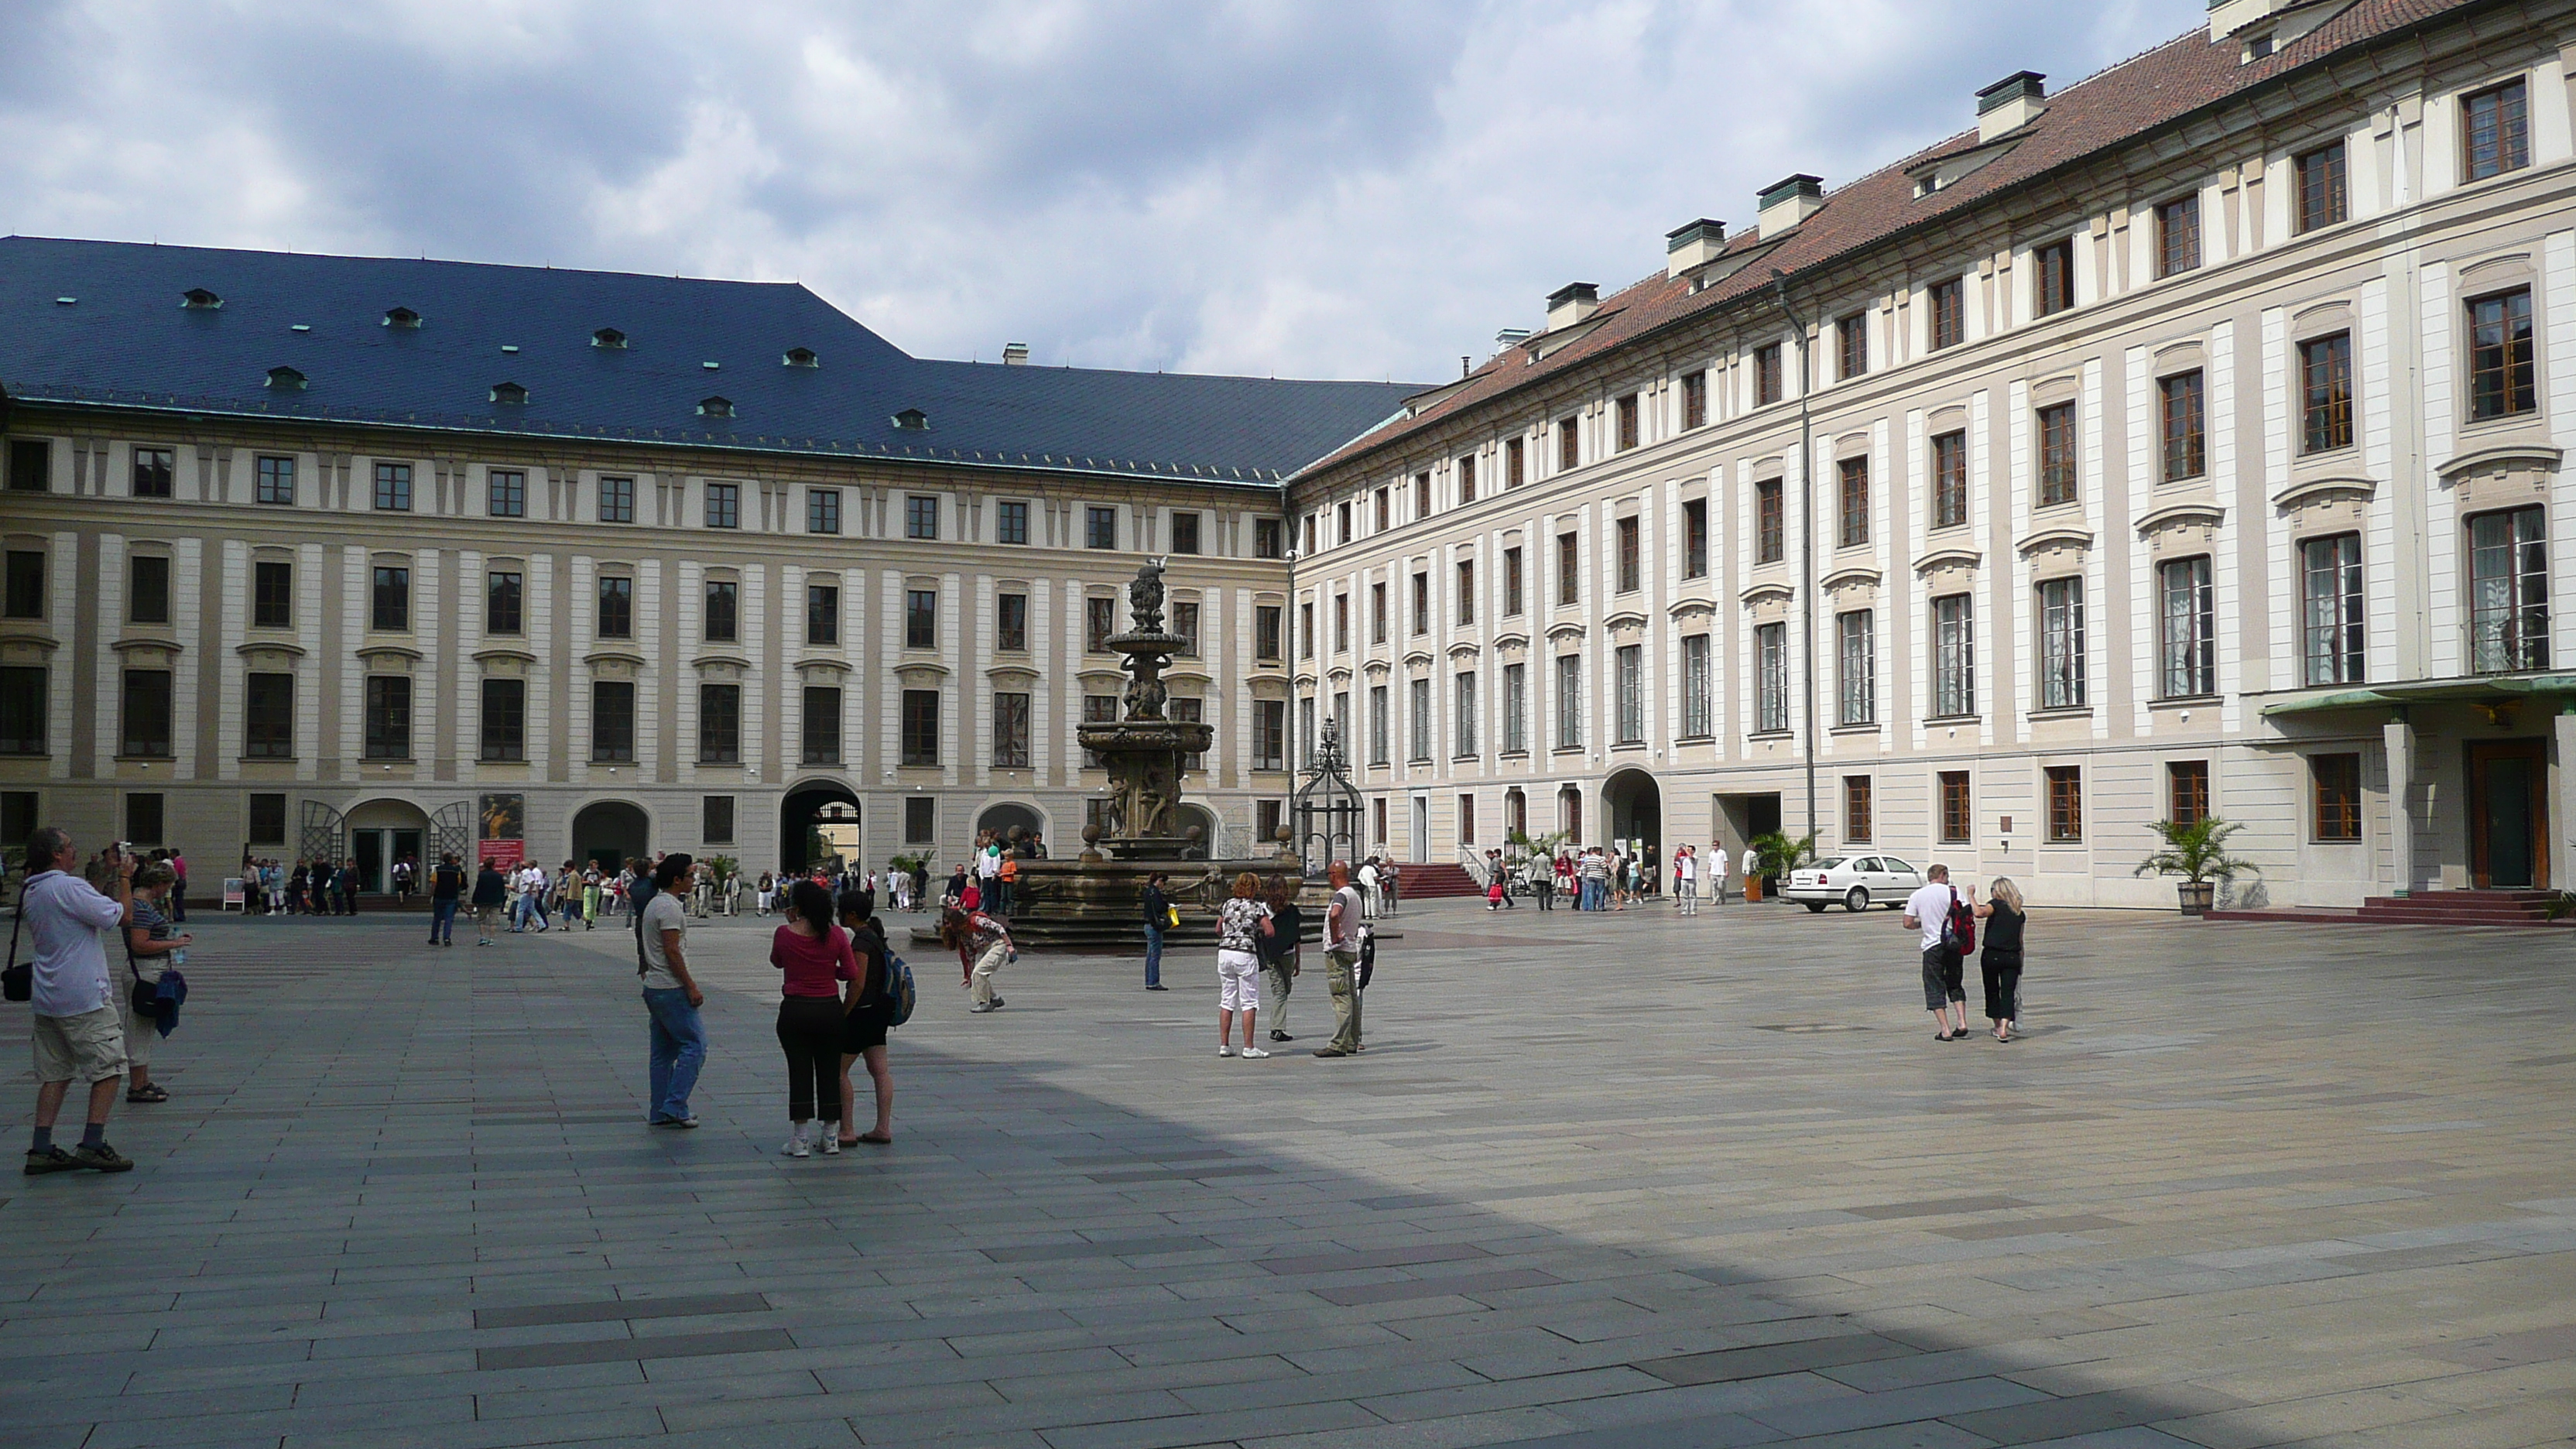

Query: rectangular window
[[2033, 238, 2075, 317], [799, 687, 842, 766], [2169, 760, 2210, 828], [1359, 683, 1386, 765], [479, 677, 524, 762], [247, 793, 286, 846], [1837, 312, 1868, 380], [1934, 594, 1975, 717], [703, 579, 738, 642], [900, 689, 940, 765], [1170, 512, 1201, 554], [1414, 473, 1430, 518], [1557, 533, 1580, 605], [2038, 402, 2078, 505], [1928, 277, 1965, 351], [1755, 478, 1785, 563], [1411, 572, 1429, 635], [2158, 556, 2215, 698], [1255, 798, 1283, 845], [1682, 501, 1708, 580], [1458, 454, 1478, 505], [1506, 436, 1526, 487], [704, 481, 739, 529], [1615, 395, 1639, 452], [486, 570, 522, 635], [0, 666, 47, 755], [1755, 344, 1783, 405], [1555, 654, 1582, 749], [2461, 80, 2530, 181], [1680, 634, 1711, 737], [1838, 610, 1875, 725], [2312, 753, 2363, 841], [1681, 370, 1708, 429], [807, 583, 840, 646], [1504, 546, 1525, 613], [1249, 698, 1285, 772], [2468, 505, 2549, 673], [3, 551, 43, 620], [1455, 671, 1480, 755], [2159, 372, 2206, 482], [1370, 581, 1387, 642], [2045, 766, 2083, 843], [254, 560, 291, 628], [1334, 593, 1350, 652], [1838, 457, 1869, 547], [992, 498, 1026, 545], [2156, 193, 2201, 278], [907, 495, 940, 540], [1822, 779, 1869, 853], [1504, 662, 1529, 752], [1338, 502, 1352, 543], [698, 683, 741, 764], [905, 587, 937, 649], [903, 796, 935, 845], [2296, 140, 2348, 232], [1081, 693, 1118, 769], [597, 577, 633, 639], [1932, 430, 1968, 528], [1253, 602, 1281, 661], [997, 591, 1027, 653], [2301, 533, 2365, 685], [374, 461, 413, 512], [1615, 645, 1643, 743], [1755, 623, 1789, 733], [704, 795, 735, 845], [256, 454, 295, 505], [487, 468, 525, 519], [1409, 677, 1432, 761], [1088, 597, 1116, 653], [991, 691, 1031, 768], [131, 447, 173, 498], [2468, 289, 2537, 420], [590, 680, 634, 762], [8, 438, 50, 492], [1557, 418, 1579, 471], [1084, 505, 1115, 550], [1456, 559, 1475, 625], [1616, 516, 1640, 593], [2038, 577, 2087, 709], [243, 672, 294, 759], [128, 554, 170, 625], [2300, 332, 2354, 454], [809, 488, 843, 536], [1255, 517, 1284, 559], [1940, 770, 1972, 843], [125, 793, 163, 847], [372, 565, 409, 632], [598, 474, 635, 523], [1172, 600, 1201, 656], [360, 674, 409, 760]]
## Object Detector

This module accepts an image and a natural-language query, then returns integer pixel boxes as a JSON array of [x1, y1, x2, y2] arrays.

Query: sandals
[[126, 1084, 169, 1104], [1934, 1031, 1957, 1043], [855, 1132, 892, 1145]]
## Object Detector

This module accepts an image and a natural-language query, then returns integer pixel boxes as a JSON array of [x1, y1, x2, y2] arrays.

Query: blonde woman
[[1975, 877, 2028, 1041], [1215, 872, 1272, 1059]]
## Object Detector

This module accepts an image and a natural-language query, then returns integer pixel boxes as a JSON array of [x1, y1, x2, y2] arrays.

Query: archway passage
[[781, 782, 862, 876], [975, 802, 1045, 854], [571, 800, 650, 873], [344, 798, 431, 895], [1603, 769, 1663, 858]]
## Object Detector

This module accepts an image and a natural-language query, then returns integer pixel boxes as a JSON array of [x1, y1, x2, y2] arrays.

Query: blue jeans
[[643, 988, 707, 1122], [430, 899, 459, 942], [1143, 924, 1163, 987]]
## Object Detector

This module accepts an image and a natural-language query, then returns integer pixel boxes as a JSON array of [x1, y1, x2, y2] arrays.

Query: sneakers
[[70, 1142, 133, 1173], [1313, 1047, 1352, 1058], [1238, 1047, 1269, 1060], [988, 998, 1005, 1009], [781, 1130, 812, 1159], [22, 1146, 78, 1176], [1218, 1045, 1236, 1057], [969, 1002, 995, 1013], [649, 1115, 701, 1129], [1269, 1030, 1293, 1042], [819, 1132, 841, 1156]]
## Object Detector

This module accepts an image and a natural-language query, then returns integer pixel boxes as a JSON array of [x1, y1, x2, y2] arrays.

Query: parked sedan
[[1780, 855, 1925, 913]]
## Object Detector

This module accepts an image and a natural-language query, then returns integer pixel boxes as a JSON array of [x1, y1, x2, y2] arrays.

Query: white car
[[1781, 855, 1925, 913]]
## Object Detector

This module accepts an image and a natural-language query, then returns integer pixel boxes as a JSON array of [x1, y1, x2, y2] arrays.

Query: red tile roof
[[1300, 0, 2491, 479]]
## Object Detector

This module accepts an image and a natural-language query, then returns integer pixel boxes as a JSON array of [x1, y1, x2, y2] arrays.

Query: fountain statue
[[1079, 557, 1212, 854]]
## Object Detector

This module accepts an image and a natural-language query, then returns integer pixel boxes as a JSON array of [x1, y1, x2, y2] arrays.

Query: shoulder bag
[[3, 880, 28, 1002]]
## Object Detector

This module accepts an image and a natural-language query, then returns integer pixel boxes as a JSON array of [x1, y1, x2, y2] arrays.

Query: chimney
[[1756, 176, 1824, 239], [1001, 341, 1029, 366], [1494, 327, 1533, 351], [1664, 218, 1727, 278], [1975, 71, 2047, 142], [1546, 283, 1599, 331]]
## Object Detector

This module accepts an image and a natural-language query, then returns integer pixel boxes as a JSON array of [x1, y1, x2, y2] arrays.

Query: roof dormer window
[[592, 327, 626, 348], [265, 365, 305, 390], [183, 288, 222, 310], [697, 396, 734, 418], [783, 347, 819, 368], [383, 307, 421, 328], [491, 381, 528, 406], [892, 408, 929, 430]]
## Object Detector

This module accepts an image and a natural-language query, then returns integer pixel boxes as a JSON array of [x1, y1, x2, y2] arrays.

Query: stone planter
[[2177, 880, 2215, 916]]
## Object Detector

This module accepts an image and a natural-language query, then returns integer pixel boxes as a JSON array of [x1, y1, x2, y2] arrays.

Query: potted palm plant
[[1747, 831, 1816, 904], [2135, 817, 2257, 915]]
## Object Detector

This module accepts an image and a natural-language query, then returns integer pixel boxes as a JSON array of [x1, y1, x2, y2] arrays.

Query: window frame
[[1932, 429, 1969, 529], [899, 689, 941, 766], [1084, 505, 1116, 550], [2158, 371, 2207, 482], [991, 690, 1032, 769], [487, 468, 526, 519], [1755, 622, 1790, 733], [361, 674, 410, 761], [478, 677, 526, 762], [906, 495, 940, 540], [2299, 331, 2355, 454], [373, 461, 414, 512], [1754, 344, 1784, 406], [2155, 193, 2202, 279], [243, 671, 294, 759], [486, 569, 523, 635], [2461, 79, 2530, 183], [0, 665, 48, 755], [1615, 517, 1640, 594], [2301, 532, 2365, 685], [1938, 770, 1972, 844], [128, 553, 170, 625], [370, 564, 410, 632], [807, 583, 841, 646], [589, 680, 635, 762], [1754, 478, 1785, 564], [808, 487, 844, 536], [1927, 276, 1965, 351], [2466, 505, 2549, 673], [2036, 575, 2088, 710], [1837, 456, 1869, 548], [1836, 312, 1868, 381], [697, 681, 742, 765], [703, 578, 738, 643], [2311, 752, 2364, 842], [904, 587, 938, 650], [596, 575, 634, 640], [1680, 634, 1711, 738], [803, 685, 844, 766], [130, 446, 174, 498], [998, 591, 1028, 653], [2168, 760, 2211, 828], [598, 474, 636, 524], [1844, 776, 1874, 844], [2044, 766, 2084, 843], [1837, 609, 1875, 726], [2295, 139, 2348, 232], [2466, 288, 2537, 422], [255, 454, 296, 505], [1933, 594, 1975, 718], [2157, 555, 2216, 700], [2038, 401, 2079, 505], [2031, 238, 2075, 318], [253, 560, 291, 629]]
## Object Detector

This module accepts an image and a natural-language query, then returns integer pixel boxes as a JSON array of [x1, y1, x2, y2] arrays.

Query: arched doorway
[[975, 801, 1045, 855], [571, 801, 650, 872], [1557, 785, 1584, 844], [1602, 769, 1663, 858], [1175, 803, 1217, 858], [344, 797, 431, 895], [780, 781, 862, 875]]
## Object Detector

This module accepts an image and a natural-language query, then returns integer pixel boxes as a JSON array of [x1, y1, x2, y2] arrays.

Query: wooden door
[[2468, 738, 2549, 889]]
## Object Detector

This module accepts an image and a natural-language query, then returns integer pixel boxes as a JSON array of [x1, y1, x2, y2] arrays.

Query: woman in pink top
[[770, 880, 857, 1158]]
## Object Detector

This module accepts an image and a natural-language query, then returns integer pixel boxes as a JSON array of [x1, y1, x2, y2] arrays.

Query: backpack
[[883, 951, 916, 1027], [1939, 887, 1977, 954]]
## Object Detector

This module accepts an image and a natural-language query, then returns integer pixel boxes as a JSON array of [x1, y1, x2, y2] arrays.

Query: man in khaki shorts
[[18, 827, 137, 1173], [1313, 860, 1365, 1059]]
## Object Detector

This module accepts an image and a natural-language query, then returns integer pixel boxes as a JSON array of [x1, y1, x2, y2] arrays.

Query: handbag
[[3, 879, 28, 1002]]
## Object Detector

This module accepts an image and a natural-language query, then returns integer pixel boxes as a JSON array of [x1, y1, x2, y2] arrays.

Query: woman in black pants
[[770, 880, 856, 1156], [1975, 876, 2026, 1041]]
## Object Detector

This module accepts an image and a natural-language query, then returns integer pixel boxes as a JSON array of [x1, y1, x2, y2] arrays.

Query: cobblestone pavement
[[2, 896, 2572, 1449]]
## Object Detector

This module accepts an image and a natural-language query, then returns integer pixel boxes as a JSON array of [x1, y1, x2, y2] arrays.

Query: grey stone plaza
[[3, 899, 2572, 1449]]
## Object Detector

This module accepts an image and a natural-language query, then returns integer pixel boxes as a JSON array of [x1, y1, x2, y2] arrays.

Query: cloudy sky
[[2, 1, 2205, 384]]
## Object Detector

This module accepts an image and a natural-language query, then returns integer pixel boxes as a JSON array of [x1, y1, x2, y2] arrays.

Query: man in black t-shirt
[[426, 854, 464, 947]]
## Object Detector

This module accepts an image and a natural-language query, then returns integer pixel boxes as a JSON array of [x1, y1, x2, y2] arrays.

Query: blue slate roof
[[0, 236, 1420, 484]]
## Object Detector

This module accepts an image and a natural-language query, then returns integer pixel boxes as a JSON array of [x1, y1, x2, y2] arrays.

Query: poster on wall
[[478, 793, 526, 869]]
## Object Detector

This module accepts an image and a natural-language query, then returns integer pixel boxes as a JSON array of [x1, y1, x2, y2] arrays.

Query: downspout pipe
[[1772, 270, 1818, 850]]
